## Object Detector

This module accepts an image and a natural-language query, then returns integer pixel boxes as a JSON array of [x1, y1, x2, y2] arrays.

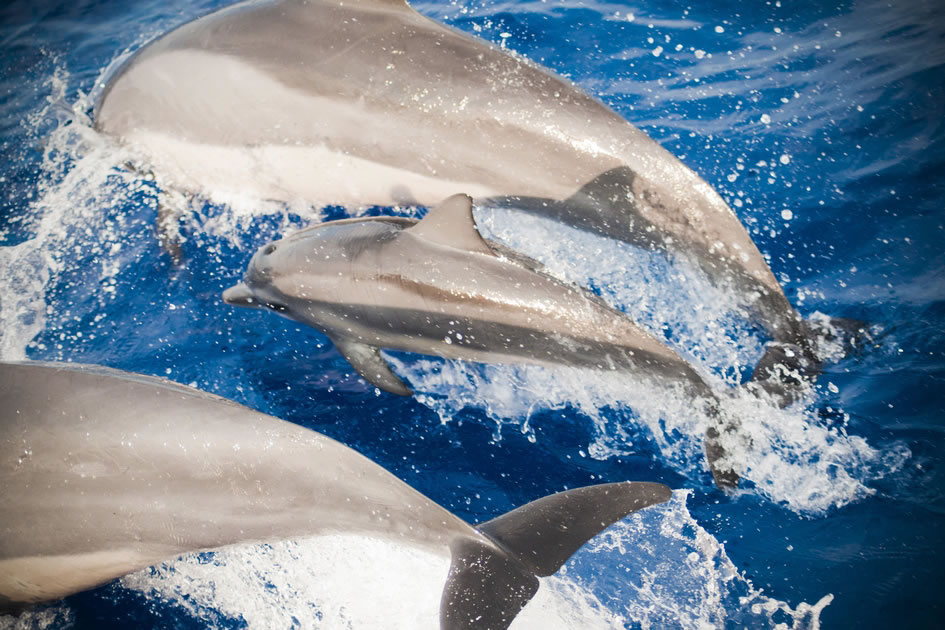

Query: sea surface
[[0, 0, 943, 628]]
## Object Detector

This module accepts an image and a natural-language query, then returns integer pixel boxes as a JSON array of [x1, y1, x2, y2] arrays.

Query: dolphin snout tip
[[222, 282, 256, 307]]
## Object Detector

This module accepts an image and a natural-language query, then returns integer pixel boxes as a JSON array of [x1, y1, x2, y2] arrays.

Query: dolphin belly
[[98, 50, 498, 206]]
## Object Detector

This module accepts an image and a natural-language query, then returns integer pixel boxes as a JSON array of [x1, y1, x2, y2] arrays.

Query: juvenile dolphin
[[223, 194, 740, 486], [94, 0, 812, 352], [0, 360, 671, 627]]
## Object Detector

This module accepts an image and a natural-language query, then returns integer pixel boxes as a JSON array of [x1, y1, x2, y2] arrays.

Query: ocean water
[[0, 0, 942, 628]]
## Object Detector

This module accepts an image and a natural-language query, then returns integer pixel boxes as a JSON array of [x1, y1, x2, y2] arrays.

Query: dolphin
[[223, 194, 740, 487], [93, 0, 821, 359], [0, 360, 671, 627]]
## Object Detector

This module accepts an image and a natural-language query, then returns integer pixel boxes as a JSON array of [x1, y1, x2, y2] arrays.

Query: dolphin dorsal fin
[[407, 194, 494, 256], [566, 166, 638, 207]]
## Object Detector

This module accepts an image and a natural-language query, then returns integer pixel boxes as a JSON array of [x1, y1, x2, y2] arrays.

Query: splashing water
[[389, 209, 907, 515], [0, 607, 74, 630], [1, 70, 904, 517], [572, 491, 835, 629], [0, 58, 326, 361], [2, 492, 831, 630], [0, 69, 143, 360], [395, 355, 904, 514], [118, 535, 625, 630], [1, 0, 941, 626]]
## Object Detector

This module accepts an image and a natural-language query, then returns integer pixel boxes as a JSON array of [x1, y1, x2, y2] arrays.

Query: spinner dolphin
[[0, 360, 671, 627], [94, 0, 820, 357]]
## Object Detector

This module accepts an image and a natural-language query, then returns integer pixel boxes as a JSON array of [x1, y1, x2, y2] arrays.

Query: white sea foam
[[118, 534, 621, 629], [24, 491, 826, 629], [574, 490, 835, 629], [395, 353, 902, 514], [0, 59, 322, 362], [0, 606, 74, 630], [391, 207, 908, 514]]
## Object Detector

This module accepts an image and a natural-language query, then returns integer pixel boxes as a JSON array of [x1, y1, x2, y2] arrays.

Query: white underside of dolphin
[[0, 361, 671, 628]]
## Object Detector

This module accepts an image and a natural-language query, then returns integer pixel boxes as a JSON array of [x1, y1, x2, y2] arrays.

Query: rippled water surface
[[1, 0, 943, 628]]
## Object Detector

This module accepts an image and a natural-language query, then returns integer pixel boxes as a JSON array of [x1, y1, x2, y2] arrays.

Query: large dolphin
[[94, 0, 817, 357], [0, 360, 671, 627], [223, 194, 740, 487]]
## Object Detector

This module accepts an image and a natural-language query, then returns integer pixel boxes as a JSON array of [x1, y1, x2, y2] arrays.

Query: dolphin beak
[[222, 282, 257, 307]]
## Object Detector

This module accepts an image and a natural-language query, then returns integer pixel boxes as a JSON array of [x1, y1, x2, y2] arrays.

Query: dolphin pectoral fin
[[441, 481, 671, 629], [119, 160, 184, 265], [333, 338, 412, 396], [407, 194, 495, 256]]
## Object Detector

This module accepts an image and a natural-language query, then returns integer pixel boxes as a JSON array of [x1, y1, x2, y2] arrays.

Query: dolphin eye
[[263, 244, 277, 255], [264, 301, 287, 313]]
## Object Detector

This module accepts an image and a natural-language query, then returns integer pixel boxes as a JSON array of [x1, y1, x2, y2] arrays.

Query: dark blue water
[[1, 0, 943, 628]]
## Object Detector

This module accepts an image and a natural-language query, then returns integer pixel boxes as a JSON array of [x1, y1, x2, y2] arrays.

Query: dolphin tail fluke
[[156, 191, 184, 265], [701, 394, 742, 491], [749, 315, 870, 407], [816, 315, 871, 355], [748, 340, 819, 407], [704, 423, 741, 491], [440, 481, 671, 629]]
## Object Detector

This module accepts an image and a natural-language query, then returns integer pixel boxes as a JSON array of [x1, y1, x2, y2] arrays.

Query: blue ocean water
[[0, 0, 943, 628]]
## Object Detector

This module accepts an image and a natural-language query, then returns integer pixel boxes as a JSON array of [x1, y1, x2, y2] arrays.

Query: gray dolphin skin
[[222, 195, 711, 397], [0, 361, 671, 627], [94, 0, 807, 350], [222, 194, 739, 487]]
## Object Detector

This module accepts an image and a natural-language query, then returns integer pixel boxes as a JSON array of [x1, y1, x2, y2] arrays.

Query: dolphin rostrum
[[94, 0, 822, 359], [0, 360, 671, 627], [223, 194, 740, 487]]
